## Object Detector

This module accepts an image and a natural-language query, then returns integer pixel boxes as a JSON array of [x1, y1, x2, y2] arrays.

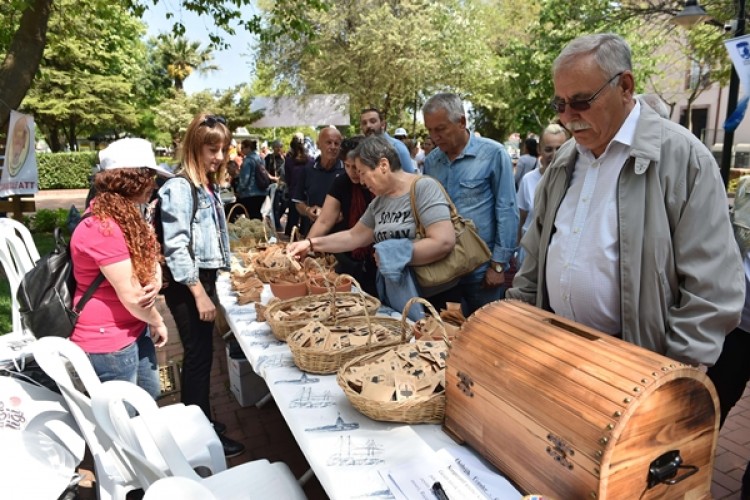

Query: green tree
[[256, 0, 500, 132], [152, 33, 218, 91], [20, 0, 145, 151], [0, 0, 329, 129]]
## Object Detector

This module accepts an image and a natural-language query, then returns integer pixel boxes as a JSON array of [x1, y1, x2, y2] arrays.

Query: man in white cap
[[394, 127, 408, 140]]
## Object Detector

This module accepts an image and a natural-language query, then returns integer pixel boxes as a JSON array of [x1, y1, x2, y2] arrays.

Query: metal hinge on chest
[[546, 433, 575, 471], [456, 371, 474, 397]]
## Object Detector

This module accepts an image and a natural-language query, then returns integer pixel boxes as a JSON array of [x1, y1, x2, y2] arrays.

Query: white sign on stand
[[1, 111, 38, 198]]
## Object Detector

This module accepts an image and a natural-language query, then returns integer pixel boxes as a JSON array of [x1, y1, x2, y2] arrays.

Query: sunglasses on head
[[200, 115, 227, 128], [549, 72, 624, 114]]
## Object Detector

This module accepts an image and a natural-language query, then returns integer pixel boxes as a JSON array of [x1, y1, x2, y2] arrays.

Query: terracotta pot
[[269, 280, 308, 300], [307, 277, 352, 295]]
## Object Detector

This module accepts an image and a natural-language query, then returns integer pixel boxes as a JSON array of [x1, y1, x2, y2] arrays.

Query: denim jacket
[[237, 152, 266, 198], [424, 133, 518, 282], [158, 177, 230, 285]]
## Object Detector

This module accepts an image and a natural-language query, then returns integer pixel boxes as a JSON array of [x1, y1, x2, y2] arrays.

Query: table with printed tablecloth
[[216, 271, 521, 500]]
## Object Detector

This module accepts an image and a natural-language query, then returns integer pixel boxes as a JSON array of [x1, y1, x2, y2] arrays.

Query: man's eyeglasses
[[200, 115, 227, 128], [549, 72, 624, 114]]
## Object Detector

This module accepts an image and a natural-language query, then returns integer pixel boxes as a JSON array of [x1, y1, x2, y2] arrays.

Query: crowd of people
[[65, 32, 750, 495]]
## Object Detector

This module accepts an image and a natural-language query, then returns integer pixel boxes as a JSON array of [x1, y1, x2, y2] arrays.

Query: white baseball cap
[[394, 127, 408, 138], [99, 138, 174, 177]]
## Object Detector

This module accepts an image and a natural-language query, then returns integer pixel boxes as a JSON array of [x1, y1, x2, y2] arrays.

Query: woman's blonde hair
[[177, 112, 231, 187], [92, 168, 160, 285]]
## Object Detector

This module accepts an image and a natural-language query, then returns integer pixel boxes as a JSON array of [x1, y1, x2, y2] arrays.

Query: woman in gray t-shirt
[[288, 135, 462, 310]]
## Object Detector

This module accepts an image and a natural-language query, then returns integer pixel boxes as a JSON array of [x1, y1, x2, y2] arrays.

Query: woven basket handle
[[227, 203, 249, 221], [304, 256, 327, 282], [402, 297, 451, 348], [339, 274, 376, 343], [289, 225, 300, 243]]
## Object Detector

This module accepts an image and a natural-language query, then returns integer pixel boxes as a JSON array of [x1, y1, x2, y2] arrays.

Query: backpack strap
[[69, 212, 105, 313]]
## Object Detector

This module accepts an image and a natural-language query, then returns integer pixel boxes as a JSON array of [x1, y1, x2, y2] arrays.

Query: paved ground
[[31, 189, 750, 499]]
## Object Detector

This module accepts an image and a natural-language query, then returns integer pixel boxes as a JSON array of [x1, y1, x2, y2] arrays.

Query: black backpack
[[254, 156, 271, 191], [17, 215, 105, 339], [152, 174, 198, 293]]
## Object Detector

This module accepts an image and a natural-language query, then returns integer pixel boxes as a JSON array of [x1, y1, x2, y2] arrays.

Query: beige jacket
[[507, 104, 744, 366]]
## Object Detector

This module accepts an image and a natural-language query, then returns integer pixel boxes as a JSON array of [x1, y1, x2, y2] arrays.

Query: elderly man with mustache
[[508, 33, 744, 370]]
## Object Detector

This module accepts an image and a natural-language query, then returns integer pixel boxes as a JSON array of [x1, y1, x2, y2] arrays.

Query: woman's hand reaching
[[287, 239, 313, 260]]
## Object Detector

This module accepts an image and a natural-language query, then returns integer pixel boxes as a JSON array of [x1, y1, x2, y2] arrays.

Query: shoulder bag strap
[[409, 175, 459, 239]]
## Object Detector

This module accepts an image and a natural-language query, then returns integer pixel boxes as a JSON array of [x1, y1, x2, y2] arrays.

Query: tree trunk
[[48, 124, 61, 152], [0, 0, 54, 130], [67, 119, 77, 151]]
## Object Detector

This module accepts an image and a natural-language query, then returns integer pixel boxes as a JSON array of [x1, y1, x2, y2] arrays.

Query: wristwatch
[[491, 262, 505, 273]]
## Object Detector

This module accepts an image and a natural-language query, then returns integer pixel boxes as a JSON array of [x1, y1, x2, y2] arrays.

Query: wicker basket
[[336, 297, 449, 424], [287, 277, 409, 374], [265, 274, 381, 342]]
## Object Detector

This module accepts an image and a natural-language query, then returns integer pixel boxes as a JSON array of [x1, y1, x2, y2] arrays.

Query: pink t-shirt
[[69, 213, 145, 353]]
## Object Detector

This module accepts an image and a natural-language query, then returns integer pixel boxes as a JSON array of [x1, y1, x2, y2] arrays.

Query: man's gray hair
[[637, 94, 671, 119], [352, 135, 402, 171], [423, 93, 465, 123], [553, 33, 632, 80]]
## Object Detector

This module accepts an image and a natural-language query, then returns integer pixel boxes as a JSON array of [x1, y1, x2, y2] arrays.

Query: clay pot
[[269, 280, 308, 300], [307, 277, 352, 295]]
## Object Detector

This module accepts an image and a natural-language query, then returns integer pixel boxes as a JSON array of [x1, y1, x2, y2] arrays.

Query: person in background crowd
[[283, 133, 313, 238], [237, 139, 267, 220], [402, 138, 420, 173], [306, 136, 377, 295], [515, 124, 568, 267], [266, 140, 287, 232], [259, 141, 269, 160], [514, 136, 538, 189], [71, 138, 171, 399], [637, 93, 671, 119], [288, 135, 462, 314], [423, 92, 519, 316], [507, 33, 744, 367], [415, 136, 435, 172], [359, 108, 416, 173], [292, 127, 344, 236], [158, 112, 245, 458], [394, 127, 408, 141]]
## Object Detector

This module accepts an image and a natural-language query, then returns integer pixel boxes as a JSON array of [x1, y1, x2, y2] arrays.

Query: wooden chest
[[444, 300, 718, 500]]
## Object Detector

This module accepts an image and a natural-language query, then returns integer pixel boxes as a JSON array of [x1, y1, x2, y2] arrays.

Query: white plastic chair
[[31, 337, 226, 500], [91, 380, 308, 499], [0, 218, 40, 266], [143, 477, 217, 500], [0, 230, 31, 334]]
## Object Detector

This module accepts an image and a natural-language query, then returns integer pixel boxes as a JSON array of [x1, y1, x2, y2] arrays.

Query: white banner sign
[[725, 34, 750, 96], [1, 111, 38, 198]]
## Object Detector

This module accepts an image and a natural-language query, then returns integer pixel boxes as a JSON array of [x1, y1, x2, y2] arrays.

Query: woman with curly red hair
[[70, 138, 173, 398]]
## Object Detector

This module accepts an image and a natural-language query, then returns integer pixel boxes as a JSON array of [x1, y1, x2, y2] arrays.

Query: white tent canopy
[[248, 94, 350, 128]]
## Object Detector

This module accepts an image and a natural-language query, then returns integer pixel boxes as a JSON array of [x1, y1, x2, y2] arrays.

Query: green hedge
[[37, 152, 97, 189]]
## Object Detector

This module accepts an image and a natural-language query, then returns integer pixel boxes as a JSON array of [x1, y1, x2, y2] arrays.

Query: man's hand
[[483, 266, 505, 288]]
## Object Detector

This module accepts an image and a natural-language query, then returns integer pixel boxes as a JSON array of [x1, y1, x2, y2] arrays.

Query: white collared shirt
[[546, 101, 641, 334]]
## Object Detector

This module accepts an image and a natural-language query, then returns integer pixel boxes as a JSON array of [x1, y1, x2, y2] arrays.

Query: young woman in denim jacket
[[158, 112, 245, 458]]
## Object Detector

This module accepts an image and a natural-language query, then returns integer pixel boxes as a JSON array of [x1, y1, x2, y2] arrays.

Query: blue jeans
[[87, 330, 161, 399], [461, 281, 506, 317]]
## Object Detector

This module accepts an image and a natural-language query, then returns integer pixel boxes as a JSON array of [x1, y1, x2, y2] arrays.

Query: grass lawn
[[0, 232, 56, 334]]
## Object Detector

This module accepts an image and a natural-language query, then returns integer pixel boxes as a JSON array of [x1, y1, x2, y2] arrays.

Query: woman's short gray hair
[[352, 135, 402, 171], [422, 93, 465, 123], [553, 33, 632, 80]]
